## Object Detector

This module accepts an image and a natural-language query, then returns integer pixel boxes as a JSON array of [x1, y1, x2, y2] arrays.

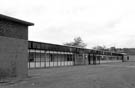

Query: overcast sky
[[0, 0, 135, 48]]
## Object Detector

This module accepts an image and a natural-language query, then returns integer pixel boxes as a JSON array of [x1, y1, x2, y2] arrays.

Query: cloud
[[106, 18, 121, 28], [1, 0, 135, 48]]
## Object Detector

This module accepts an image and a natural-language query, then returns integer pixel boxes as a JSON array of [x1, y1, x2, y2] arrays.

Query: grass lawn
[[1, 62, 135, 88]]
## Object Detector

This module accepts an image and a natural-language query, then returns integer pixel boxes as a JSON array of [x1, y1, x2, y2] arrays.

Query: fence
[[28, 41, 123, 69]]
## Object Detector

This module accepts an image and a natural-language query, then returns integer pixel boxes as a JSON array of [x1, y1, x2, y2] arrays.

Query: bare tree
[[92, 45, 106, 50], [63, 37, 87, 48], [109, 46, 117, 52]]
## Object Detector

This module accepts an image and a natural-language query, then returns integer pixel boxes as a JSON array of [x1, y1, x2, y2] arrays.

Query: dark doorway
[[88, 54, 91, 64], [93, 54, 96, 65]]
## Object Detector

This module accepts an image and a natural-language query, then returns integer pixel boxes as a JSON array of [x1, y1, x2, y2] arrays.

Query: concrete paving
[[1, 62, 135, 88]]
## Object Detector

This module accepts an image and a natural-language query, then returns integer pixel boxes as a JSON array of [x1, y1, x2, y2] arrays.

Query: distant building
[[116, 48, 135, 61]]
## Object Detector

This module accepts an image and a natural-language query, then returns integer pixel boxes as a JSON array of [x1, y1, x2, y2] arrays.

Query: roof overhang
[[0, 14, 34, 26]]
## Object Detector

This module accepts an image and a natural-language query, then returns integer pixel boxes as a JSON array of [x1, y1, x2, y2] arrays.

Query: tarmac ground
[[1, 61, 135, 88]]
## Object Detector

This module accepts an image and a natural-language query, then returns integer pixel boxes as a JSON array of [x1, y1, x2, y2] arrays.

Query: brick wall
[[0, 18, 29, 79], [0, 19, 28, 40]]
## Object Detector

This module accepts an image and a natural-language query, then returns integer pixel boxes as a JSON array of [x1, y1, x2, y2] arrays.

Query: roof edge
[[0, 14, 34, 26]]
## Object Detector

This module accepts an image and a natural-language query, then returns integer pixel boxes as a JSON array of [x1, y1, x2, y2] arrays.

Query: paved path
[[1, 62, 135, 88]]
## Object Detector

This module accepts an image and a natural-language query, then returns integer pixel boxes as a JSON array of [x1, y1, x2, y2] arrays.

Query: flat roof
[[0, 14, 34, 26]]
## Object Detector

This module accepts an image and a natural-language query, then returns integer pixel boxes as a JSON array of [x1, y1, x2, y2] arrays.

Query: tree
[[63, 37, 87, 48], [92, 45, 106, 50], [109, 46, 117, 52]]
